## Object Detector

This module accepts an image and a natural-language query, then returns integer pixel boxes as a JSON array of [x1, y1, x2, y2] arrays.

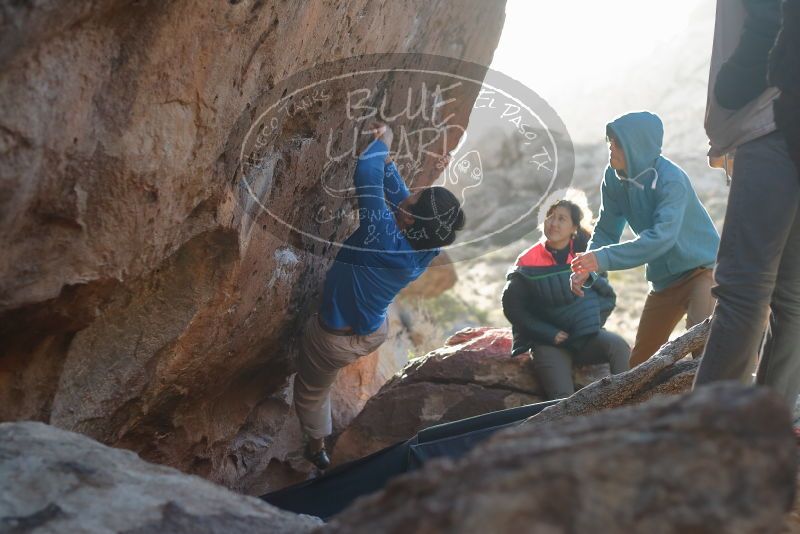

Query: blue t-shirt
[[320, 139, 439, 334]]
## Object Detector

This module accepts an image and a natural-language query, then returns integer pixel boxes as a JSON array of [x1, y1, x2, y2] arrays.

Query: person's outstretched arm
[[345, 138, 400, 257], [592, 179, 689, 272], [383, 160, 410, 216], [352, 138, 391, 227]]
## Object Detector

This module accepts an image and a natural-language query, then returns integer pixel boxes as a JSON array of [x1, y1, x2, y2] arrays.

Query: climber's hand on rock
[[370, 121, 393, 151], [554, 331, 569, 345], [570, 271, 589, 297], [436, 152, 452, 170]]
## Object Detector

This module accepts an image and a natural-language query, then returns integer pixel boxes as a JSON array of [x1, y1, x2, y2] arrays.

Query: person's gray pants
[[532, 329, 631, 400], [293, 313, 389, 439], [694, 130, 800, 407]]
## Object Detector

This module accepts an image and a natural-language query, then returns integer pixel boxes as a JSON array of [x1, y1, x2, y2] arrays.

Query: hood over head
[[606, 111, 664, 186]]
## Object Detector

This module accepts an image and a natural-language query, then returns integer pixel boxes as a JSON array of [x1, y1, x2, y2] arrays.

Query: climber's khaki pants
[[629, 268, 715, 367], [293, 313, 389, 439]]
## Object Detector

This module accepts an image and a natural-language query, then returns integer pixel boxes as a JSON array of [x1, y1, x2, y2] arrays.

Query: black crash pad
[[261, 399, 559, 520]]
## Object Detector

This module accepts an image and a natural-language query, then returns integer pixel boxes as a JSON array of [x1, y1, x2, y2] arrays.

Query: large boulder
[[0, 422, 320, 534], [0, 1, 506, 493], [333, 326, 610, 465], [323, 383, 798, 533]]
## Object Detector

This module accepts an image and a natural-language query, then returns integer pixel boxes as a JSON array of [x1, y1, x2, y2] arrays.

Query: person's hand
[[570, 271, 589, 297], [708, 155, 734, 175], [436, 152, 452, 171], [554, 331, 569, 345], [571, 252, 598, 275], [371, 122, 394, 151]]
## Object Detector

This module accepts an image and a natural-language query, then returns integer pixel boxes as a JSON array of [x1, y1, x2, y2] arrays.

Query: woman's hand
[[554, 331, 569, 345], [570, 271, 589, 297]]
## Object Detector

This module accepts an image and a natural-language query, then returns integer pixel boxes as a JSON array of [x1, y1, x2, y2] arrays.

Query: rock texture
[[323, 384, 798, 534], [0, 421, 320, 534], [0, 1, 505, 493], [333, 326, 608, 465]]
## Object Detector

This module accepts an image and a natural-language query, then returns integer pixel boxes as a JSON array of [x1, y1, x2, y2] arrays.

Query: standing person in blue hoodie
[[293, 121, 465, 469], [571, 111, 721, 367]]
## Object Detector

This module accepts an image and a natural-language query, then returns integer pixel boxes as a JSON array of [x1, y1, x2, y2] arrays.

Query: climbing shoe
[[304, 443, 331, 470]]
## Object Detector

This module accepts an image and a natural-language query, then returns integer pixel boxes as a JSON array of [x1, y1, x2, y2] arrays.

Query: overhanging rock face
[[0, 0, 506, 493]]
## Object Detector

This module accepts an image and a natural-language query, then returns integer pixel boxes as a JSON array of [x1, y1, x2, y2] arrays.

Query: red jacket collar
[[515, 240, 575, 268]]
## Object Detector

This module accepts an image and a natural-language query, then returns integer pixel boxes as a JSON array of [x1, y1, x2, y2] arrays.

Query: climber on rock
[[502, 199, 631, 400], [293, 120, 465, 470], [570, 111, 720, 368]]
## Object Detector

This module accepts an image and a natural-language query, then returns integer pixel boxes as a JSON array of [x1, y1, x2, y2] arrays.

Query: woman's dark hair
[[405, 186, 466, 251], [546, 199, 591, 252]]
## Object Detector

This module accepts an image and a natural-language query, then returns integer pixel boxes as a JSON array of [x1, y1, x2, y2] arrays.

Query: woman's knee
[[610, 335, 632, 359], [598, 332, 631, 372], [532, 347, 574, 399]]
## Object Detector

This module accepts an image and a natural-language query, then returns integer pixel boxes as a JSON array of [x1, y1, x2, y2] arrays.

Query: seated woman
[[502, 199, 630, 400]]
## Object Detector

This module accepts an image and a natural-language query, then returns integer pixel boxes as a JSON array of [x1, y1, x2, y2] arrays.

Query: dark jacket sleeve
[[769, 0, 800, 174], [769, 0, 800, 89], [502, 276, 560, 345], [715, 0, 782, 110]]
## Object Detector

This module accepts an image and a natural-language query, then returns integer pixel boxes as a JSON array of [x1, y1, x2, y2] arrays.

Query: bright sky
[[492, 0, 700, 93], [491, 0, 709, 143]]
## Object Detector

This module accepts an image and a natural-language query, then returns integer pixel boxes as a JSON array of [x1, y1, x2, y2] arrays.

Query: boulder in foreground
[[324, 384, 797, 534], [0, 422, 320, 534]]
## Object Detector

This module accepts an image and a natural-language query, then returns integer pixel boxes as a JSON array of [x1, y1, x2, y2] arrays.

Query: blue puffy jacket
[[502, 251, 616, 357]]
